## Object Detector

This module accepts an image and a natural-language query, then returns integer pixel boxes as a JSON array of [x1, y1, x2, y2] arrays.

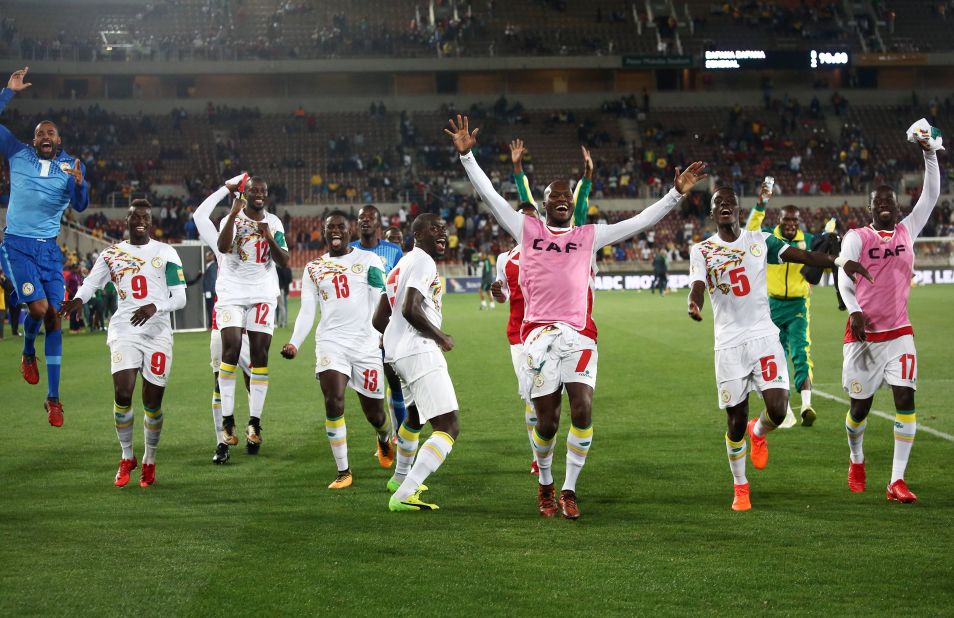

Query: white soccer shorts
[[216, 302, 276, 335], [209, 329, 252, 375], [842, 335, 917, 400], [316, 340, 385, 399], [714, 335, 790, 409], [509, 343, 524, 395], [522, 326, 598, 399], [109, 337, 173, 387], [392, 351, 458, 422]]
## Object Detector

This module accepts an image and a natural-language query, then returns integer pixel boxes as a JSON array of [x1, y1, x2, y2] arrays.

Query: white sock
[[801, 389, 812, 411], [218, 362, 238, 422], [249, 367, 269, 419], [531, 428, 556, 486], [726, 433, 748, 485], [114, 402, 134, 460], [143, 407, 163, 465], [325, 416, 349, 472], [395, 421, 421, 478], [394, 432, 454, 500], [845, 411, 867, 464], [891, 411, 916, 483]]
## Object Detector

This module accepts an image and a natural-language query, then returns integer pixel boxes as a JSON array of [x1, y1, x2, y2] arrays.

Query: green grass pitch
[[1, 286, 952, 616]]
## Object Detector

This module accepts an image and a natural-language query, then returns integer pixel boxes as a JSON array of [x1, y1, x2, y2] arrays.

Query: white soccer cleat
[[779, 404, 798, 429]]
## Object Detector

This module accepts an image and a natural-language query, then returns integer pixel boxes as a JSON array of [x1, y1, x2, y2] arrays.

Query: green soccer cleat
[[388, 490, 439, 512], [386, 476, 427, 493]]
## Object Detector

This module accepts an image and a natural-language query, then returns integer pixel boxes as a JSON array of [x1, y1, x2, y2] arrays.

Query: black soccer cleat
[[246, 418, 263, 455], [212, 442, 230, 465]]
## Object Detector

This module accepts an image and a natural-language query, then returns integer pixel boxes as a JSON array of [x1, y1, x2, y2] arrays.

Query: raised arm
[[194, 186, 230, 252], [510, 138, 536, 205], [594, 162, 707, 248], [67, 159, 89, 212], [744, 180, 772, 232], [900, 149, 941, 238], [448, 115, 523, 240], [572, 145, 593, 227], [0, 69, 31, 159]]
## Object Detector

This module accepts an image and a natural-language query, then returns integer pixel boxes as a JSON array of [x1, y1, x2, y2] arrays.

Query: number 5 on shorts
[[759, 355, 778, 382]]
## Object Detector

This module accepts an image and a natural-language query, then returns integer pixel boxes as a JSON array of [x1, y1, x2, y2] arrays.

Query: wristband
[[834, 256, 848, 268]]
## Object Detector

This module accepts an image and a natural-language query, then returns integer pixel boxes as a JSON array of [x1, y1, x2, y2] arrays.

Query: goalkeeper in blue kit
[[0, 67, 89, 427]]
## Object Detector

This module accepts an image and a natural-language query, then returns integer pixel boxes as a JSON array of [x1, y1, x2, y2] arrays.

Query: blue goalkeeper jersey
[[0, 88, 89, 239], [350, 239, 403, 273]]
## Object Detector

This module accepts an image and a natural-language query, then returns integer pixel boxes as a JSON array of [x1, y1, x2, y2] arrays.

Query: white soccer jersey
[[78, 239, 185, 344], [289, 248, 386, 351], [216, 210, 286, 305], [383, 247, 444, 362], [689, 230, 789, 350]]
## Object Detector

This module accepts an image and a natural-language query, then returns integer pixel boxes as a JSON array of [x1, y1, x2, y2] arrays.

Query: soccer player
[[59, 200, 186, 487], [448, 115, 706, 519], [192, 176, 253, 463], [384, 226, 404, 248], [0, 67, 89, 426], [477, 252, 496, 310], [195, 175, 288, 455], [687, 187, 871, 511], [281, 211, 394, 488], [492, 139, 592, 476], [837, 130, 941, 503], [372, 214, 458, 512], [353, 205, 408, 433], [747, 184, 826, 427]]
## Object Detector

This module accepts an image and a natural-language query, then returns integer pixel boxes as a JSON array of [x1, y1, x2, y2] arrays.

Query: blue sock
[[23, 315, 41, 356], [45, 328, 62, 399], [391, 391, 407, 428]]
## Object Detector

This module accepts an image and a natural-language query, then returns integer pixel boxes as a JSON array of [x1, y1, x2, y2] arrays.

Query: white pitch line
[[814, 388, 954, 443]]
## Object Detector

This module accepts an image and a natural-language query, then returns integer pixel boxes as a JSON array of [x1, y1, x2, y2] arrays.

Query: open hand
[[674, 161, 708, 194], [444, 115, 479, 155], [510, 138, 527, 166], [281, 343, 297, 359], [130, 303, 158, 327], [59, 297, 83, 317], [849, 311, 868, 341], [7, 67, 31, 92], [65, 159, 84, 185]]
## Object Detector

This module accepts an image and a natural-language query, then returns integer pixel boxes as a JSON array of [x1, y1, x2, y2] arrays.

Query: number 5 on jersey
[[729, 267, 750, 297]]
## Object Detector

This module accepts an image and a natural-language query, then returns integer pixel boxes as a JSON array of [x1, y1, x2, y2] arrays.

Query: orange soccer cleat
[[537, 483, 558, 518], [559, 490, 581, 520], [747, 418, 768, 470], [732, 483, 752, 511], [139, 464, 156, 487], [848, 461, 866, 493], [20, 355, 39, 385], [114, 458, 138, 487], [530, 460, 540, 476], [45, 399, 64, 427], [376, 438, 394, 469], [886, 479, 917, 504]]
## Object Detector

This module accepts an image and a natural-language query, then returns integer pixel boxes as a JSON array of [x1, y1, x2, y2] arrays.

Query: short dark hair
[[129, 198, 152, 210], [412, 213, 440, 235], [358, 204, 380, 216], [384, 225, 402, 235], [324, 210, 350, 224]]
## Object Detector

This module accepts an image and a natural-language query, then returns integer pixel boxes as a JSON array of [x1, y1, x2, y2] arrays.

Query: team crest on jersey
[[849, 380, 863, 395], [749, 243, 763, 257], [151, 257, 163, 269], [797, 241, 806, 250], [59, 162, 72, 172], [21, 282, 34, 296], [351, 263, 365, 274]]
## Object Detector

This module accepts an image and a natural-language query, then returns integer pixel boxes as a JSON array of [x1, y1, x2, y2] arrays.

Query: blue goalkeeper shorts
[[0, 233, 65, 309]]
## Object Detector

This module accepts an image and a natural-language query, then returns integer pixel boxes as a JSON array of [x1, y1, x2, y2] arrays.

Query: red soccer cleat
[[886, 479, 917, 504], [559, 490, 581, 520], [537, 483, 558, 518], [139, 464, 156, 488], [115, 458, 138, 487], [732, 483, 751, 511], [530, 460, 540, 476], [20, 355, 39, 385], [747, 418, 768, 470], [848, 461, 866, 493], [44, 400, 64, 427]]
